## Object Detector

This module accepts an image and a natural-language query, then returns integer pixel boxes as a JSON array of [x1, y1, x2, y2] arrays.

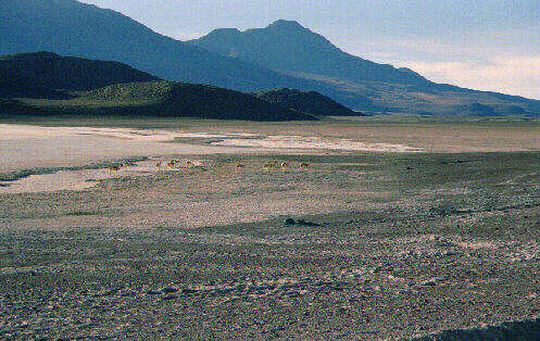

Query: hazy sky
[[80, 0, 540, 99]]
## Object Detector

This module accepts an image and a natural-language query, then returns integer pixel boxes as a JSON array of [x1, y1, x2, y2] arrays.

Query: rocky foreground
[[1, 152, 539, 339]]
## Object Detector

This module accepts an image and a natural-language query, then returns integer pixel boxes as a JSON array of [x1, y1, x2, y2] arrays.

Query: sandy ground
[[188, 121, 540, 153], [0, 122, 418, 173], [1, 158, 387, 228], [0, 124, 413, 175], [1, 149, 539, 339], [0, 160, 170, 194], [0, 123, 415, 193]]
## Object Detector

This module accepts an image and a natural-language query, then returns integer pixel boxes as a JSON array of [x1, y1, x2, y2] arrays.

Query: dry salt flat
[[210, 135, 423, 152], [0, 124, 250, 173]]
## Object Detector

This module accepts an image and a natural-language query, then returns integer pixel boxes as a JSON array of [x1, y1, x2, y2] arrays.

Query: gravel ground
[[1, 151, 539, 339]]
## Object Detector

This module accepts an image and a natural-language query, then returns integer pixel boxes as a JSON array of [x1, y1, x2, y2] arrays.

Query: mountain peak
[[267, 19, 306, 31], [207, 28, 240, 36]]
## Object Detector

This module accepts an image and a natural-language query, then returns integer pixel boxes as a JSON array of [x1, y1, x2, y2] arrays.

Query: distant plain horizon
[[79, 0, 540, 100]]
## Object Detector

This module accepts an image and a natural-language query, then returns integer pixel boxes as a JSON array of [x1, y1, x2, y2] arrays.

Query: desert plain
[[0, 116, 539, 339]]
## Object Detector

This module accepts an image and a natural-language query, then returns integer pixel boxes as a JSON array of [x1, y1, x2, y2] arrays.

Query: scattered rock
[[421, 276, 448, 287], [421, 280, 438, 287], [284, 218, 321, 227], [284, 218, 296, 226], [162, 287, 178, 293], [182, 288, 198, 295]]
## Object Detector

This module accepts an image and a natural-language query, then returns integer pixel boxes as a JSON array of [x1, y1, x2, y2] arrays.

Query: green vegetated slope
[[254, 88, 361, 116], [4, 81, 316, 121]]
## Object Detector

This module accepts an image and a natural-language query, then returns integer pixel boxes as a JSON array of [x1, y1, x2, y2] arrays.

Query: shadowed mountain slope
[[1, 81, 317, 121], [0, 52, 158, 98], [255, 88, 360, 116], [81, 81, 316, 120], [0, 52, 316, 121]]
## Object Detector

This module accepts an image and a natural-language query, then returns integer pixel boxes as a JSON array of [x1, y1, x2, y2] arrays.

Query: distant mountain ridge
[[190, 19, 430, 87], [1, 0, 539, 116], [190, 20, 540, 115]]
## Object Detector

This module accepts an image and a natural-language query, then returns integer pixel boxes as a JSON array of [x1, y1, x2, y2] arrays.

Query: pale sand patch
[[457, 241, 500, 250], [211, 135, 423, 152], [3, 121, 539, 176], [0, 125, 256, 142], [175, 132, 259, 139], [0, 169, 108, 194]]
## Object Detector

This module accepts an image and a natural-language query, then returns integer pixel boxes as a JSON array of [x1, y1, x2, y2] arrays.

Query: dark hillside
[[0, 52, 158, 98], [255, 88, 360, 116], [1, 81, 317, 121]]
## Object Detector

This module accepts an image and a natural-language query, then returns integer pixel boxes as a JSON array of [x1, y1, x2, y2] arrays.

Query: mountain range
[[190, 20, 539, 116], [0, 0, 304, 91], [1, 0, 539, 116]]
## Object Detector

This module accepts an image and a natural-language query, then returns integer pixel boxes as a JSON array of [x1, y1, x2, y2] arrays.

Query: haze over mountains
[[190, 20, 540, 116], [1, 0, 539, 116]]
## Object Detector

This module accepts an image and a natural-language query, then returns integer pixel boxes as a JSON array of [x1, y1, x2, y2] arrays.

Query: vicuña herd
[[109, 160, 312, 174]]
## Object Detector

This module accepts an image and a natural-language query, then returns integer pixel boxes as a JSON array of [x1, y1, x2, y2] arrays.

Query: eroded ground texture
[[0, 121, 539, 339]]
